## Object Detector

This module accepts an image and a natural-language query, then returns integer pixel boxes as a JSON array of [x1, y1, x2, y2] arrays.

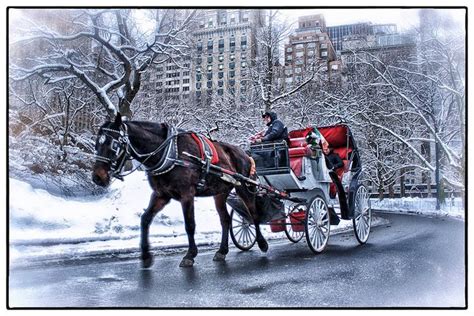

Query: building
[[328, 22, 374, 53], [191, 9, 265, 105], [283, 14, 338, 87], [328, 22, 400, 54]]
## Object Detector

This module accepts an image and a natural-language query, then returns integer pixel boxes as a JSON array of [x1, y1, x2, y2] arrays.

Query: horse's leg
[[179, 196, 198, 267], [236, 187, 268, 252], [140, 192, 170, 268], [213, 192, 231, 262]]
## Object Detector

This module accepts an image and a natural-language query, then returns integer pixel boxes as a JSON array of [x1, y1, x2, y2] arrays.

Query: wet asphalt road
[[9, 212, 466, 308]]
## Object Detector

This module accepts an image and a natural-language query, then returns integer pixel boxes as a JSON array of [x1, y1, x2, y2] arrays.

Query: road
[[8, 212, 466, 308]]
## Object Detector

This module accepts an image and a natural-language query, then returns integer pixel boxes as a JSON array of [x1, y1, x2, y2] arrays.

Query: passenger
[[323, 146, 344, 173], [323, 146, 343, 224], [251, 112, 288, 144]]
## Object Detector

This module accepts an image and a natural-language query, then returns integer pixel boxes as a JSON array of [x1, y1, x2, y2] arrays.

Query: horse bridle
[[94, 125, 131, 180], [94, 123, 181, 180]]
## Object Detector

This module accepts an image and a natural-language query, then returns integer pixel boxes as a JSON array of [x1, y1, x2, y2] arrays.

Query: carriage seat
[[287, 128, 314, 178]]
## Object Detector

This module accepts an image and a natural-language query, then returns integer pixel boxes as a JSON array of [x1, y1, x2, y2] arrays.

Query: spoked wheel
[[230, 208, 257, 251], [352, 185, 372, 244], [305, 195, 331, 254], [285, 203, 305, 243]]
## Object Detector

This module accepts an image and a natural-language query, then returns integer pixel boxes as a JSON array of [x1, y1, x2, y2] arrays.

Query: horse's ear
[[114, 112, 122, 126]]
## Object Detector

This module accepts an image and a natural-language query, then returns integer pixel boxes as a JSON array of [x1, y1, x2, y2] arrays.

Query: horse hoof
[[258, 240, 269, 253], [179, 258, 194, 267], [213, 252, 226, 262], [141, 255, 154, 268]]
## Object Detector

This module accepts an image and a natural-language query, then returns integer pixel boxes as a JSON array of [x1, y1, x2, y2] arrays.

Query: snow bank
[[9, 172, 223, 263], [371, 197, 464, 219]]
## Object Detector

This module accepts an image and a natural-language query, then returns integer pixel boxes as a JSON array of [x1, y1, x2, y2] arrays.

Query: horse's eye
[[98, 135, 106, 145]]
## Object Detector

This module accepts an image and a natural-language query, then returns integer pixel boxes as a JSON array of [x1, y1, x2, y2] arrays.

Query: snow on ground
[[371, 196, 464, 219], [8, 171, 464, 265]]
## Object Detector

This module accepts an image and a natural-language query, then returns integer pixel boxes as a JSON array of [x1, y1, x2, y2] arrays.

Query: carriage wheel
[[352, 185, 372, 244], [230, 208, 257, 251], [284, 203, 305, 243], [305, 195, 330, 254]]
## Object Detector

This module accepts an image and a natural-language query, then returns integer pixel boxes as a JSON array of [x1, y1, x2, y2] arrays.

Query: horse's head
[[92, 113, 129, 187]]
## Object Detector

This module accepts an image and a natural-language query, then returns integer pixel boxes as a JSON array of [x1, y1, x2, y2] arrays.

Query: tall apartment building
[[191, 9, 265, 105], [283, 14, 338, 87]]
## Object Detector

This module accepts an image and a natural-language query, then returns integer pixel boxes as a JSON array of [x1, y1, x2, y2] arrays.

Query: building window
[[207, 40, 213, 52], [218, 71, 224, 79], [207, 81, 212, 89], [230, 53, 235, 61], [207, 56, 213, 64], [241, 35, 247, 50], [286, 55, 293, 61], [230, 14, 236, 24], [183, 86, 190, 92], [331, 64, 339, 70], [320, 43, 328, 49], [296, 51, 304, 57], [242, 12, 249, 22], [183, 78, 190, 84], [218, 80, 224, 87], [229, 79, 235, 86], [321, 51, 328, 57], [241, 61, 247, 68], [307, 50, 315, 56], [218, 55, 224, 62], [218, 89, 224, 95], [286, 47, 293, 53], [229, 70, 235, 78], [196, 66, 202, 73], [196, 73, 202, 81], [207, 65, 213, 72], [207, 72, 212, 80], [308, 42, 316, 48], [230, 36, 235, 52], [219, 38, 224, 48], [295, 44, 304, 49], [208, 18, 213, 28], [196, 82, 201, 90], [229, 62, 235, 69], [218, 63, 224, 70], [197, 42, 202, 53]]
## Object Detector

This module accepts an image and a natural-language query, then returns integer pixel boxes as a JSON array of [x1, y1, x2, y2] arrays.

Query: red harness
[[190, 133, 219, 164]]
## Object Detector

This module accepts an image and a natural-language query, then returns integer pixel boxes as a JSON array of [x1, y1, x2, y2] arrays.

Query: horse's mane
[[125, 120, 168, 139]]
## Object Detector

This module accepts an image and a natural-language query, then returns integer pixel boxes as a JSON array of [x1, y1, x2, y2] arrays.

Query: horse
[[92, 113, 268, 268]]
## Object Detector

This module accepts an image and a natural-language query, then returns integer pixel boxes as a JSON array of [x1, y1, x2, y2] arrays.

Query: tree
[[10, 9, 196, 119]]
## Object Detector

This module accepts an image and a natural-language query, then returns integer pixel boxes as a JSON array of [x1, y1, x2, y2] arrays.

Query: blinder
[[94, 126, 130, 179]]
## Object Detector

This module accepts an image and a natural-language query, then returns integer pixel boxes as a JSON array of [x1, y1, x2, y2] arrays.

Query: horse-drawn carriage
[[93, 115, 371, 267], [227, 124, 372, 254]]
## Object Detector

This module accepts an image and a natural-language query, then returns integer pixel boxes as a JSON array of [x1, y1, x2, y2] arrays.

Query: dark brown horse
[[92, 114, 268, 268]]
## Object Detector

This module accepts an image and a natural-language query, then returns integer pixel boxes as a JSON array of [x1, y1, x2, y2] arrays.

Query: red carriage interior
[[287, 125, 353, 197]]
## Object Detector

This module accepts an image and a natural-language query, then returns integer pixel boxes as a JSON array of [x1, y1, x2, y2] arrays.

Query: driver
[[250, 112, 288, 144]]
